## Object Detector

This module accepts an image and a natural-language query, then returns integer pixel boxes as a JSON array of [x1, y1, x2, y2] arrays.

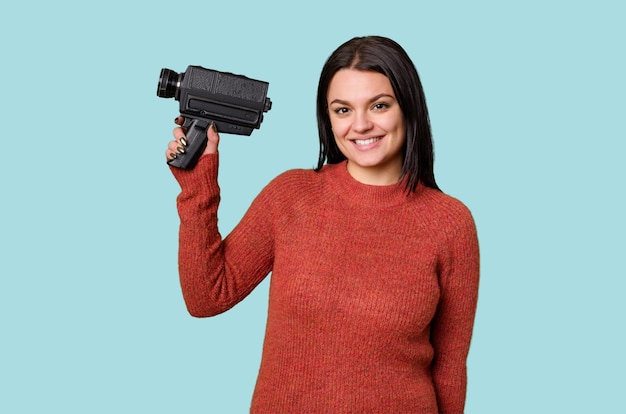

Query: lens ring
[[157, 68, 179, 98]]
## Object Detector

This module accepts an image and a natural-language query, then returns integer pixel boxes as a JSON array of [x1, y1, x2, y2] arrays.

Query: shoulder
[[271, 167, 318, 185], [417, 186, 477, 238], [264, 168, 321, 193], [422, 187, 473, 218], [254, 167, 325, 207]]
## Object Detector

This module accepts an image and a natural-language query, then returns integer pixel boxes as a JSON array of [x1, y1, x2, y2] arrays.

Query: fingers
[[166, 116, 188, 161], [166, 134, 187, 161], [166, 138, 185, 159], [204, 122, 220, 154], [165, 116, 220, 161]]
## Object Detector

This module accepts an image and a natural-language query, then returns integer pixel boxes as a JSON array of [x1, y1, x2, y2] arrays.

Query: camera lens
[[157, 68, 180, 98]]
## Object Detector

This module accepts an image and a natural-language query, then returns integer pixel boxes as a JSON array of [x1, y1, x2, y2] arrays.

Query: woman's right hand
[[165, 116, 220, 162]]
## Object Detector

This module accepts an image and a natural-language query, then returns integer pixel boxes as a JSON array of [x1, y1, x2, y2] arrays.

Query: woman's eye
[[373, 102, 389, 110], [334, 107, 349, 114]]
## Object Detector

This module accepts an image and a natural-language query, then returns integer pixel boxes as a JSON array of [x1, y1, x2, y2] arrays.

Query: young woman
[[166, 36, 480, 414]]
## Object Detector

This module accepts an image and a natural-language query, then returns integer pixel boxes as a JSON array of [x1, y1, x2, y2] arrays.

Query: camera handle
[[167, 117, 209, 169]]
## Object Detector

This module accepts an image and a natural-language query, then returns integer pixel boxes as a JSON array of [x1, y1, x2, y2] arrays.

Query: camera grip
[[167, 118, 209, 169]]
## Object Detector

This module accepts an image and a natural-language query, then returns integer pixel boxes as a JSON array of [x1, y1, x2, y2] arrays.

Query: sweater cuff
[[169, 153, 219, 192]]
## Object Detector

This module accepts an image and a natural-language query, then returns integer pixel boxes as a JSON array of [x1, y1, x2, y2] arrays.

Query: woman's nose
[[352, 111, 373, 133]]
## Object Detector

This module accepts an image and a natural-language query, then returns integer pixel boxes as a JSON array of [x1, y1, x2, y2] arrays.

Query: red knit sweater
[[171, 154, 480, 414]]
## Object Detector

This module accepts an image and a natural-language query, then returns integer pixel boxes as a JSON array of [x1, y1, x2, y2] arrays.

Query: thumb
[[204, 122, 220, 154]]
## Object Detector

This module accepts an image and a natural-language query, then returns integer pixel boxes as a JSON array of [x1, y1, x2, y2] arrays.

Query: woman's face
[[327, 69, 406, 185]]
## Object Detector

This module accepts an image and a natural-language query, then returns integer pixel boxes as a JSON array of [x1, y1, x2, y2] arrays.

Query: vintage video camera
[[157, 65, 272, 169]]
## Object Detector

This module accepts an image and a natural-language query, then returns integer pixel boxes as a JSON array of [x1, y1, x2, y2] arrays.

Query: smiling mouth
[[353, 137, 382, 146]]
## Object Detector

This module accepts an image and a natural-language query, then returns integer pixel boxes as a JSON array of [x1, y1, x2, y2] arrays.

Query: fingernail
[[180, 137, 187, 147], [177, 146, 185, 154], [211, 122, 218, 133], [169, 152, 177, 160], [174, 116, 180, 123]]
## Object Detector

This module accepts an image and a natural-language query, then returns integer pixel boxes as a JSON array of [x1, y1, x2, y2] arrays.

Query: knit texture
[[171, 154, 480, 414]]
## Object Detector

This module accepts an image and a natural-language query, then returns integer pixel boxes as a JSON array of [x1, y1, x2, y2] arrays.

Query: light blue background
[[1, 1, 624, 413]]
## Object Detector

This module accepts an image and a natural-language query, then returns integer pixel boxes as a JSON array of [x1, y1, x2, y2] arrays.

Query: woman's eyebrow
[[328, 93, 396, 106]]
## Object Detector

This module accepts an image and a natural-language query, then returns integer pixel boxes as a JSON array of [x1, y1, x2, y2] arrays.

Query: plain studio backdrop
[[1, 1, 624, 413]]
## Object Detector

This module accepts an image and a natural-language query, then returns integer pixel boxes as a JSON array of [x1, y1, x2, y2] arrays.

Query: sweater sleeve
[[430, 205, 480, 414], [170, 154, 274, 317]]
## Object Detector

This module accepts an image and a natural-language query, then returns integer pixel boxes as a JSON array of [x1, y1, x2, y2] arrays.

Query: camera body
[[157, 65, 272, 169]]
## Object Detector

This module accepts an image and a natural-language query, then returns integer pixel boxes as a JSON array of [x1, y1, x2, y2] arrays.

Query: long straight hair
[[315, 36, 439, 192]]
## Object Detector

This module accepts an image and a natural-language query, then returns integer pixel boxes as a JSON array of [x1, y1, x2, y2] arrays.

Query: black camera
[[157, 65, 272, 169]]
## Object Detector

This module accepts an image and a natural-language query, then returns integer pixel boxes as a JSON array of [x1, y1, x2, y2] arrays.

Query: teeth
[[354, 137, 381, 145]]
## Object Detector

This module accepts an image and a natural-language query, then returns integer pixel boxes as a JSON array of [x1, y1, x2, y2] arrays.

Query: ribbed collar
[[323, 161, 421, 208]]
